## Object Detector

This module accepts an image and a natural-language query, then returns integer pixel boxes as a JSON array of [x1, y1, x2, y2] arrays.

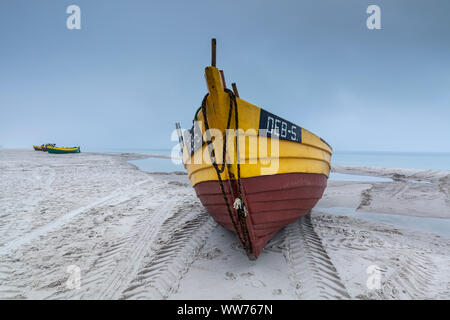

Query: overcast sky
[[1, 0, 449, 152]]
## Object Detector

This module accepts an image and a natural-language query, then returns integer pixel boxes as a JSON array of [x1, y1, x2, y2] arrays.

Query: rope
[[201, 91, 252, 255], [224, 88, 252, 252], [200, 94, 232, 174]]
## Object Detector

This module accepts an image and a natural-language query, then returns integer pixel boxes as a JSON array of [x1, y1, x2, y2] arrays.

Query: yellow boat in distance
[[47, 146, 81, 154], [33, 143, 55, 151], [177, 39, 332, 259]]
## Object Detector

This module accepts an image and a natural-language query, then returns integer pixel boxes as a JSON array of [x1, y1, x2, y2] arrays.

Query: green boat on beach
[[47, 146, 81, 154]]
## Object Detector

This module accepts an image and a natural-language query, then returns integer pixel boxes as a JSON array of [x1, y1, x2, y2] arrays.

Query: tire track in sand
[[371, 252, 439, 299], [0, 262, 26, 300], [96, 196, 207, 300], [48, 186, 209, 299], [284, 213, 351, 299], [0, 179, 151, 256], [313, 213, 445, 299], [0, 179, 154, 300], [0, 166, 55, 246], [120, 212, 217, 299]]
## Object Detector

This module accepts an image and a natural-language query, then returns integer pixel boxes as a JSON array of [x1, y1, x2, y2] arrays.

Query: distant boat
[[47, 146, 81, 154], [177, 39, 332, 259], [33, 144, 56, 151]]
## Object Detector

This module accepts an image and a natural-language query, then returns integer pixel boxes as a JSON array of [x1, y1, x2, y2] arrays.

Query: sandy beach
[[0, 149, 448, 300]]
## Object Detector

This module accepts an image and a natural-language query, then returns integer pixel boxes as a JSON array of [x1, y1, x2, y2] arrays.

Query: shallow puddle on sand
[[315, 206, 450, 239]]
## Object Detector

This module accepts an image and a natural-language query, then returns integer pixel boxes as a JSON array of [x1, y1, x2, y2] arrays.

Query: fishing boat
[[176, 39, 332, 259], [47, 146, 80, 154], [45, 143, 56, 150], [33, 144, 56, 151]]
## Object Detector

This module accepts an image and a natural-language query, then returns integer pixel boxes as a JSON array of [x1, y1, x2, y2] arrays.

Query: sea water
[[333, 151, 450, 171]]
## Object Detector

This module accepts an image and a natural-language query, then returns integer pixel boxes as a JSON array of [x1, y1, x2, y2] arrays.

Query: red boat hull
[[193, 172, 327, 257]]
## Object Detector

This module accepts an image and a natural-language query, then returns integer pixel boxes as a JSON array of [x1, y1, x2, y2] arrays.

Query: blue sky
[[1, 0, 449, 152]]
